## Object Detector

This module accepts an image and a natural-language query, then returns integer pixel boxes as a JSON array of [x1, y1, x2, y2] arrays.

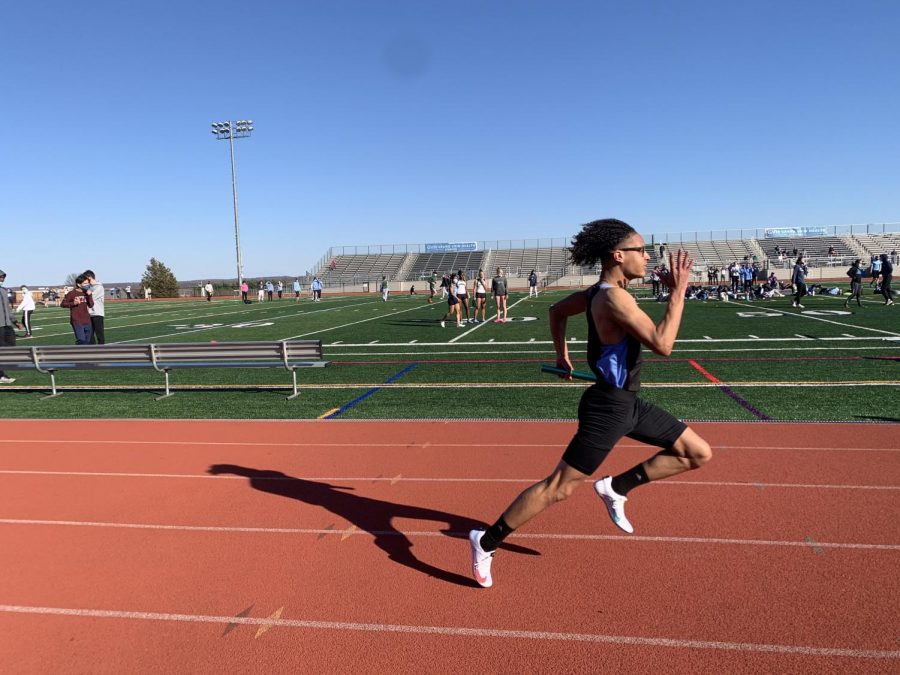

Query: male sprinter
[[468, 218, 712, 587]]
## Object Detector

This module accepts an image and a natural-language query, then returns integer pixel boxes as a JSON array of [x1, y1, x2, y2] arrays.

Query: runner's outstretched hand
[[659, 248, 694, 294]]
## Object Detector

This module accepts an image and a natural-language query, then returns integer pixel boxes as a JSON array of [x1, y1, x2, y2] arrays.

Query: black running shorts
[[562, 383, 687, 475]]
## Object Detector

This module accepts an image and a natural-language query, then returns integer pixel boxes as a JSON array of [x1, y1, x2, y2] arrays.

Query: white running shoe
[[797, 304, 804, 308], [469, 529, 494, 588], [593, 476, 634, 534], [0, 376, 16, 384], [440, 321, 445, 328]]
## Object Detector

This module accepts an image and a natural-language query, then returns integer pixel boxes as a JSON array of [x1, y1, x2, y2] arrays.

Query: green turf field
[[3, 289, 899, 422]]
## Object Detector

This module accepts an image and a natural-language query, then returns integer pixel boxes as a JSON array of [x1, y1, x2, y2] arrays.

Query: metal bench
[[0, 340, 327, 400]]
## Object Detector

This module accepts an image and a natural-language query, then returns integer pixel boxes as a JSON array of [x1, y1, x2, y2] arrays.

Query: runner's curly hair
[[569, 218, 637, 267]]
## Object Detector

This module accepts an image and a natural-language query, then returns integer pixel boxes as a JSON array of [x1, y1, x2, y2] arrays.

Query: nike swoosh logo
[[474, 567, 489, 585]]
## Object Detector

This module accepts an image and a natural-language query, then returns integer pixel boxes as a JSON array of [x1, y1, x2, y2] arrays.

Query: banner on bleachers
[[425, 242, 477, 253], [764, 227, 827, 238]]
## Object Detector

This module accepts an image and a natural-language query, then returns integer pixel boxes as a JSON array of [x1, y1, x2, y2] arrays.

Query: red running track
[[0, 420, 897, 674]]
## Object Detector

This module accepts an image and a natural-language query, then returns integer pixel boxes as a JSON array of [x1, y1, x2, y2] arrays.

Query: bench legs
[[286, 368, 300, 400], [155, 369, 174, 401], [40, 370, 62, 400]]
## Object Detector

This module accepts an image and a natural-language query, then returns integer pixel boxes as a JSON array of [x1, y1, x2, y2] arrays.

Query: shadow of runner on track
[[207, 464, 538, 588]]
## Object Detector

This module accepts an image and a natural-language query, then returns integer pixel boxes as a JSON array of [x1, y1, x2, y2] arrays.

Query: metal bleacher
[[405, 251, 486, 279]]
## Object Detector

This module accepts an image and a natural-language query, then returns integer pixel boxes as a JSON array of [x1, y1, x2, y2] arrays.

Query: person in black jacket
[[844, 259, 863, 309], [880, 253, 894, 306]]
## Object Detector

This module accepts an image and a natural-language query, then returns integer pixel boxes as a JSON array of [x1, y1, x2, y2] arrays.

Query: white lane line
[[0, 439, 897, 452], [1, 470, 896, 491], [112, 300, 371, 344], [282, 304, 424, 340], [748, 335, 759, 339], [0, 604, 897, 659], [734, 300, 900, 337], [448, 295, 530, 344], [1, 520, 898, 553]]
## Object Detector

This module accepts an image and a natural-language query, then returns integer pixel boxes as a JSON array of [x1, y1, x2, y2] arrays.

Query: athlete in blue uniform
[[468, 218, 713, 588]]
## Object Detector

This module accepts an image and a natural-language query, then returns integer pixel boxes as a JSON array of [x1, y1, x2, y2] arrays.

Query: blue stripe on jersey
[[596, 338, 629, 389]]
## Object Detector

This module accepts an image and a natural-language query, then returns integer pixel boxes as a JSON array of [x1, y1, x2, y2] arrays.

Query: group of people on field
[[241, 278, 323, 304], [434, 267, 523, 327]]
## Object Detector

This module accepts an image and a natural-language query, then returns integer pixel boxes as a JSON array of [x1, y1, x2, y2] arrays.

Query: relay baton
[[540, 364, 597, 382]]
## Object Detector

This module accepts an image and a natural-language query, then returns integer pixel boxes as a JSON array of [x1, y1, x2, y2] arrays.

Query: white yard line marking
[[448, 296, 530, 344], [282, 304, 424, 340], [734, 300, 900, 337], [0, 604, 896, 659], [1, 470, 896, 491]]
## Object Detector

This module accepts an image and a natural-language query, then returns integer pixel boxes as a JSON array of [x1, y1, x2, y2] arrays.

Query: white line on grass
[[734, 300, 900, 337], [282, 303, 426, 340], [113, 299, 377, 344], [0, 604, 896, 659], [448, 295, 530, 343]]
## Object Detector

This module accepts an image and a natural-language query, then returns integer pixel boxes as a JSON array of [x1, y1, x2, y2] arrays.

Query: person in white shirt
[[144, 286, 152, 301], [456, 271, 472, 323], [204, 282, 214, 302], [15, 285, 35, 337], [473, 270, 489, 323], [84, 270, 106, 344]]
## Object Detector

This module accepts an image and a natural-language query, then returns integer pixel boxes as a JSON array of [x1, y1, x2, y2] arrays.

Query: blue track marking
[[324, 364, 418, 418]]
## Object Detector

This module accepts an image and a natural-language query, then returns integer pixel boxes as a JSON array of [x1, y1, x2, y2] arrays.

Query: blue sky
[[2, 0, 898, 284]]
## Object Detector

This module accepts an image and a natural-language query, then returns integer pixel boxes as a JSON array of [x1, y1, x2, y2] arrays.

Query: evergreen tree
[[140, 258, 179, 298]]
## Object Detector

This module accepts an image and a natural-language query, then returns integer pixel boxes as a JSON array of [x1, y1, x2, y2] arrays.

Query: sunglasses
[[615, 247, 646, 253]]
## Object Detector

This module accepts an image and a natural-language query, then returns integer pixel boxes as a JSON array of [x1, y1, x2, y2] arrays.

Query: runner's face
[[618, 234, 649, 279]]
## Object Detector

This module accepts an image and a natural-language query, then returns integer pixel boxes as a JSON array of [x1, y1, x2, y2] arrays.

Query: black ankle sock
[[611, 464, 649, 496], [479, 517, 513, 552]]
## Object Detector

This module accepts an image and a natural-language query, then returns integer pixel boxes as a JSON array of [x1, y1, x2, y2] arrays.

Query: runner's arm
[[605, 249, 692, 357], [549, 290, 588, 376]]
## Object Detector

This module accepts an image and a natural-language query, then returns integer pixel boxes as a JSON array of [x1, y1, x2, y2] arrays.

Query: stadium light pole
[[210, 119, 253, 286]]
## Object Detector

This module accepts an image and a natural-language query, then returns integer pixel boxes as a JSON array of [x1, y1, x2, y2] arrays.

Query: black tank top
[[585, 283, 643, 392]]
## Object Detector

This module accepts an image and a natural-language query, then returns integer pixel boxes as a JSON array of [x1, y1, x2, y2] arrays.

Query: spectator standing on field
[[427, 271, 436, 304], [293, 278, 302, 302], [381, 276, 389, 302], [257, 281, 265, 302], [265, 280, 274, 301], [143, 286, 152, 301], [792, 256, 809, 309], [240, 281, 249, 303], [528, 270, 539, 298], [870, 255, 882, 288], [204, 282, 214, 302], [61, 275, 95, 344], [492, 267, 509, 322], [15, 285, 35, 337], [277, 280, 284, 299], [311, 277, 322, 302], [844, 259, 864, 309], [84, 270, 106, 344], [0, 269, 20, 383], [880, 254, 894, 306]]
